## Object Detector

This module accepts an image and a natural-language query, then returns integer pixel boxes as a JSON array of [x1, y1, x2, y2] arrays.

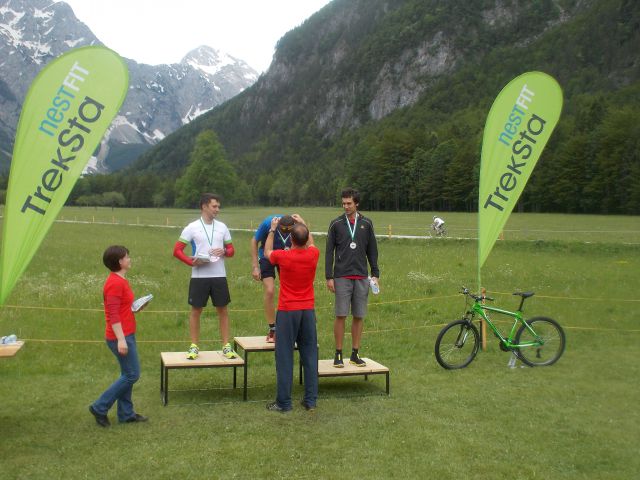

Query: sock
[[351, 348, 359, 358], [269, 323, 275, 330]]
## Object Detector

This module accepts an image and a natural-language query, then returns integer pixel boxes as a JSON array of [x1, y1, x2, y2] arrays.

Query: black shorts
[[259, 257, 279, 280], [188, 277, 231, 308]]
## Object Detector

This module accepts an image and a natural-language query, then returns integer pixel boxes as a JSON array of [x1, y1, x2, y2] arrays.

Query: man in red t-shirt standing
[[264, 214, 319, 412]]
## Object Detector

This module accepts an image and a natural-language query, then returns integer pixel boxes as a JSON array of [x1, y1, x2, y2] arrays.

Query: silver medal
[[350, 242, 357, 249]]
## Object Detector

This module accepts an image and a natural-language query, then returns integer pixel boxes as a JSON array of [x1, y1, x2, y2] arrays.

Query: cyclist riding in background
[[431, 215, 445, 236]]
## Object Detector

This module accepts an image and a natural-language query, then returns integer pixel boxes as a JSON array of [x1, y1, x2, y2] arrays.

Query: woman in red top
[[89, 246, 147, 427]]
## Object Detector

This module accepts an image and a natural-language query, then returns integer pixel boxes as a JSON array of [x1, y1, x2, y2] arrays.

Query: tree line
[[0, 84, 636, 214]]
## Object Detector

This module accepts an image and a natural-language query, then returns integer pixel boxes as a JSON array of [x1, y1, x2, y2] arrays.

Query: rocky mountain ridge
[[0, 0, 258, 173]]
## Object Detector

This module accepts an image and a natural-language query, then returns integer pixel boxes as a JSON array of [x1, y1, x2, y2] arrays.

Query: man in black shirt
[[325, 188, 379, 368]]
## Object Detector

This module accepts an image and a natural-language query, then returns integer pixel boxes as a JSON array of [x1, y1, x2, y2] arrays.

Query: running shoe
[[223, 343, 238, 359], [333, 351, 344, 368], [266, 328, 276, 343], [266, 401, 289, 413], [349, 352, 367, 367], [186, 343, 199, 360]]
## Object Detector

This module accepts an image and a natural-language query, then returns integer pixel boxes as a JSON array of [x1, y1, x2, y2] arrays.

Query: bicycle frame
[[466, 298, 542, 349]]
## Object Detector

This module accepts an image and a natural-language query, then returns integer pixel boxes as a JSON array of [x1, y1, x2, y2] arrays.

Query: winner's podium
[[160, 351, 245, 405], [318, 358, 390, 395], [235, 336, 390, 399], [234, 336, 303, 401], [0, 341, 24, 358]]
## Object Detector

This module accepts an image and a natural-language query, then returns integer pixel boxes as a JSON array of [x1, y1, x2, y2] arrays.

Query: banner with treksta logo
[[478, 71, 562, 285], [0, 46, 129, 305]]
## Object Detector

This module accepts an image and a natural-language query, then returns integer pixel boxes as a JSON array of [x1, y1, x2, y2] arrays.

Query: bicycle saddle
[[513, 291, 535, 298]]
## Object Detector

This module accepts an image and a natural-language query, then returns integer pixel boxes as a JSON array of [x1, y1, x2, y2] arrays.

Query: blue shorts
[[259, 257, 278, 280]]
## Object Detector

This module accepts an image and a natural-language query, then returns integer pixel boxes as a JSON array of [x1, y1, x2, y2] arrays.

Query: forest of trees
[[40, 83, 634, 214]]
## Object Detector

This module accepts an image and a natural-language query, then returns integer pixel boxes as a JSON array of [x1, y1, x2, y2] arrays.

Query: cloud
[[61, 0, 332, 72]]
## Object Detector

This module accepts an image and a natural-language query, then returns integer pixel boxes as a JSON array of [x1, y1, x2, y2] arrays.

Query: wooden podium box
[[160, 351, 245, 405], [0, 341, 24, 358], [317, 358, 390, 395]]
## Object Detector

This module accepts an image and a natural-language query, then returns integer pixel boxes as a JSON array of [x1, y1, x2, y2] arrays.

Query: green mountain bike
[[435, 288, 566, 369]]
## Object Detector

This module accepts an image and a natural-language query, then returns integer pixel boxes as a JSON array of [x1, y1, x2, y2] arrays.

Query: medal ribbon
[[277, 230, 291, 248], [345, 213, 358, 243], [200, 218, 215, 247]]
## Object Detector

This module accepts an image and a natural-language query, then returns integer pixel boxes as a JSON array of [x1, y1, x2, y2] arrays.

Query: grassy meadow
[[0, 207, 639, 479]]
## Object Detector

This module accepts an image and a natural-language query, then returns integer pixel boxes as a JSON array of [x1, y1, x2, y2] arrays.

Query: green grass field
[[0, 208, 639, 479]]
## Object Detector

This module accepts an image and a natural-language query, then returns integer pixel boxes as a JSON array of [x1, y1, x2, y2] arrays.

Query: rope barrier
[[2, 290, 639, 316], [3, 288, 639, 346], [14, 320, 640, 345], [488, 291, 640, 302], [17, 323, 640, 345]]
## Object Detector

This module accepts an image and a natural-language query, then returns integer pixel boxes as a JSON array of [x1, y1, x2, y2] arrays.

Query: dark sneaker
[[349, 353, 367, 367], [266, 401, 289, 413], [300, 400, 316, 412], [125, 413, 149, 423], [266, 328, 275, 343], [89, 405, 110, 428], [333, 351, 344, 368]]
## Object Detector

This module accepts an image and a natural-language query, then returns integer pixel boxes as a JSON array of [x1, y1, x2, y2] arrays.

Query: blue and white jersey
[[254, 215, 291, 260]]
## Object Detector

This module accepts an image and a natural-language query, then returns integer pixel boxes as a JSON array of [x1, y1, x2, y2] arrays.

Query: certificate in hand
[[194, 252, 211, 263], [131, 294, 153, 312]]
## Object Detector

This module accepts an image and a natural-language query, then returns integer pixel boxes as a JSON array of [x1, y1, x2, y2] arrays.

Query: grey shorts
[[334, 277, 369, 318]]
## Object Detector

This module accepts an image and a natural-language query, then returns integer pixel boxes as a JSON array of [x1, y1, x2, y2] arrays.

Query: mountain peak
[[181, 45, 256, 78], [0, 0, 259, 173]]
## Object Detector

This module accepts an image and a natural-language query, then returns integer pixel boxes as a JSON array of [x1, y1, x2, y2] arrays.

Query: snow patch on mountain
[[182, 104, 211, 124]]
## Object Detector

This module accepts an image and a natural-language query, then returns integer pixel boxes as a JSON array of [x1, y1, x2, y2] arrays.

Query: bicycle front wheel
[[515, 316, 565, 367], [435, 319, 480, 369]]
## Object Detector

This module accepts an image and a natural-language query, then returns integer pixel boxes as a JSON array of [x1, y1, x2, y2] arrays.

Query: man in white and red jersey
[[173, 193, 238, 360]]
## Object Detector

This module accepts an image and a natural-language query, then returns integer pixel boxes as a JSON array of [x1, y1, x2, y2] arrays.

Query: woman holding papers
[[89, 245, 148, 427]]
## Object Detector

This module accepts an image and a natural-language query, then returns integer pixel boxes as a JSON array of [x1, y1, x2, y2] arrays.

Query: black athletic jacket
[[325, 213, 380, 279]]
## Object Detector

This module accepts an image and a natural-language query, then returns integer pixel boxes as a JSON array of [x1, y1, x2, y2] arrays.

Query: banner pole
[[481, 287, 487, 351]]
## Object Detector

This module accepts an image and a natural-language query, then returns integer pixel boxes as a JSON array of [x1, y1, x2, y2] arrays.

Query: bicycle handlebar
[[460, 287, 493, 302]]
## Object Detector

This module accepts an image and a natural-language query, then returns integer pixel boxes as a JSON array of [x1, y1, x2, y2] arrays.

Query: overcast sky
[[60, 0, 333, 72]]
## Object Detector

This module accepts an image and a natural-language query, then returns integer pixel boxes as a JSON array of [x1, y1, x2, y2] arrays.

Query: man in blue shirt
[[250, 214, 295, 342]]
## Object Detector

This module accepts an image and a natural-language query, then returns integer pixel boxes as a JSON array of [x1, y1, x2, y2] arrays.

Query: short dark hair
[[103, 245, 129, 272], [291, 224, 309, 246], [278, 215, 295, 232], [341, 187, 360, 205], [200, 193, 221, 209]]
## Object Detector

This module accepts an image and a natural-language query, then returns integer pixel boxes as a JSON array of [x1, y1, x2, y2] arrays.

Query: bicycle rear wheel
[[435, 319, 480, 369], [515, 316, 565, 366]]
